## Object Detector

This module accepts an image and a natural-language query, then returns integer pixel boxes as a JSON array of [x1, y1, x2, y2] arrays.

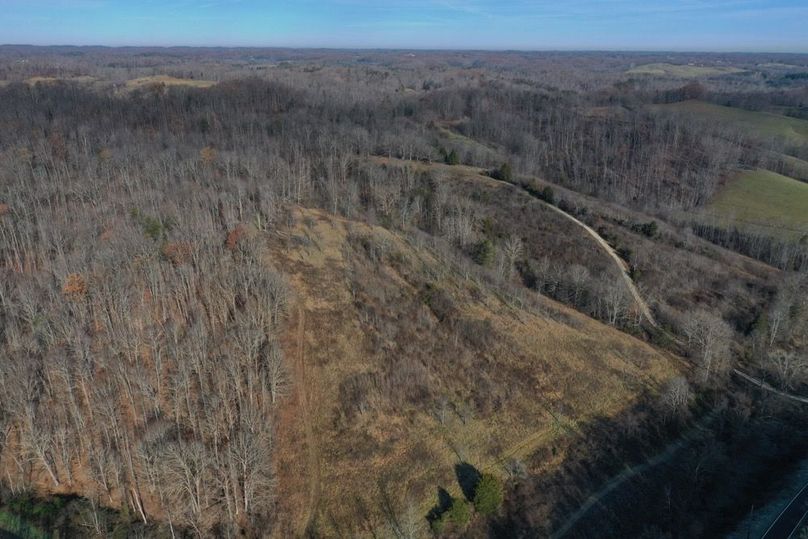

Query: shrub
[[62, 273, 88, 299], [441, 147, 460, 165], [225, 223, 258, 251], [420, 284, 456, 322], [200, 145, 218, 165], [142, 216, 164, 241], [540, 186, 555, 205], [490, 162, 513, 182], [430, 515, 447, 534], [131, 209, 172, 241], [473, 473, 503, 516], [161, 242, 193, 266], [472, 239, 495, 266], [557, 199, 572, 213], [631, 220, 658, 238], [446, 498, 472, 527]]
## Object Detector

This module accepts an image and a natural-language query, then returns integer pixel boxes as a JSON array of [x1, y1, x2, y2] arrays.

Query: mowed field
[[654, 100, 808, 146], [708, 169, 808, 238], [627, 63, 744, 77]]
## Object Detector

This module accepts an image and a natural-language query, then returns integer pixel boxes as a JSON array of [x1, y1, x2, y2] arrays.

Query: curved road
[[762, 482, 808, 539], [461, 165, 808, 537], [733, 369, 808, 405], [393, 156, 808, 405], [551, 411, 718, 538], [480, 174, 659, 327], [483, 171, 808, 406], [375, 156, 808, 537]]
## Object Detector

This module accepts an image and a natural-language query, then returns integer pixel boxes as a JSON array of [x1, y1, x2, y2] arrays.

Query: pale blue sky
[[1, 0, 806, 51]]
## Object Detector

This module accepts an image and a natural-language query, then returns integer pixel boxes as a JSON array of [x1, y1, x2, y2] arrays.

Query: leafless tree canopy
[[0, 47, 807, 535]]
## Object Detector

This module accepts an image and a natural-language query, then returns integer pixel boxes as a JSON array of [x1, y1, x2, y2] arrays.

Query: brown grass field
[[270, 207, 679, 536], [123, 75, 216, 90]]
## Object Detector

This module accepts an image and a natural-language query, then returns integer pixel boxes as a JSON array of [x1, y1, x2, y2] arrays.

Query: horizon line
[[2, 43, 808, 55]]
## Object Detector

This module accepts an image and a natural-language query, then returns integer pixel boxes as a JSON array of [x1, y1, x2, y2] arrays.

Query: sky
[[1, 0, 807, 52]]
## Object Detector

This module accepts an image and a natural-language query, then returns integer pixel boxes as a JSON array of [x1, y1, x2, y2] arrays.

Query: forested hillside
[[0, 48, 807, 537]]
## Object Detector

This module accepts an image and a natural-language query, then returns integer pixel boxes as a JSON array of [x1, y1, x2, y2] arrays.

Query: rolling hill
[[270, 207, 680, 536]]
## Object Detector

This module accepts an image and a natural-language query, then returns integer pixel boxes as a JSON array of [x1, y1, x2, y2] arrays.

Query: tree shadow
[[426, 486, 453, 524], [455, 462, 482, 502]]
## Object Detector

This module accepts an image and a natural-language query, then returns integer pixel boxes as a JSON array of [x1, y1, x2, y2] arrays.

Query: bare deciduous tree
[[683, 310, 733, 381]]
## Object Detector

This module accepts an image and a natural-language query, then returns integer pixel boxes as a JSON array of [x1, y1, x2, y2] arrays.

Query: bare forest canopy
[[0, 47, 807, 537]]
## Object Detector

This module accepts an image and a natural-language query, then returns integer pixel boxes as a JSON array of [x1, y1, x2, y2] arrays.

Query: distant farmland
[[627, 63, 744, 77], [654, 100, 808, 147], [707, 168, 808, 238]]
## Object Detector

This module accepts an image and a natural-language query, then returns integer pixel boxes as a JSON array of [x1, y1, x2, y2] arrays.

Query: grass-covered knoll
[[708, 169, 808, 238], [627, 63, 744, 77], [655, 100, 808, 146]]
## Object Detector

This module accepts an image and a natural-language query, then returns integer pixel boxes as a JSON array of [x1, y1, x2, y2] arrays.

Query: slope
[[653, 100, 808, 147], [269, 207, 680, 536], [707, 168, 808, 239]]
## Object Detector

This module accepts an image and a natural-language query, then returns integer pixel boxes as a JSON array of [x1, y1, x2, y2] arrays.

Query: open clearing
[[707, 169, 808, 238], [124, 75, 216, 90], [654, 100, 808, 146], [0, 76, 97, 86], [270, 206, 679, 536], [627, 63, 744, 77]]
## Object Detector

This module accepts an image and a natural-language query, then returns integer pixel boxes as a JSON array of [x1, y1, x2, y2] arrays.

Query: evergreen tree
[[473, 473, 503, 516]]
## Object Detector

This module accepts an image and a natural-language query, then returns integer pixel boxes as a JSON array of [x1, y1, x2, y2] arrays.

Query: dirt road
[[551, 411, 718, 538], [480, 173, 658, 327], [761, 481, 808, 539]]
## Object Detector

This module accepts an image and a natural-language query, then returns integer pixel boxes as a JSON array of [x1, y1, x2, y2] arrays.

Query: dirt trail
[[294, 305, 322, 536], [474, 173, 658, 327], [522, 181, 808, 403], [733, 368, 808, 405], [467, 170, 808, 405], [540, 198, 658, 327]]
